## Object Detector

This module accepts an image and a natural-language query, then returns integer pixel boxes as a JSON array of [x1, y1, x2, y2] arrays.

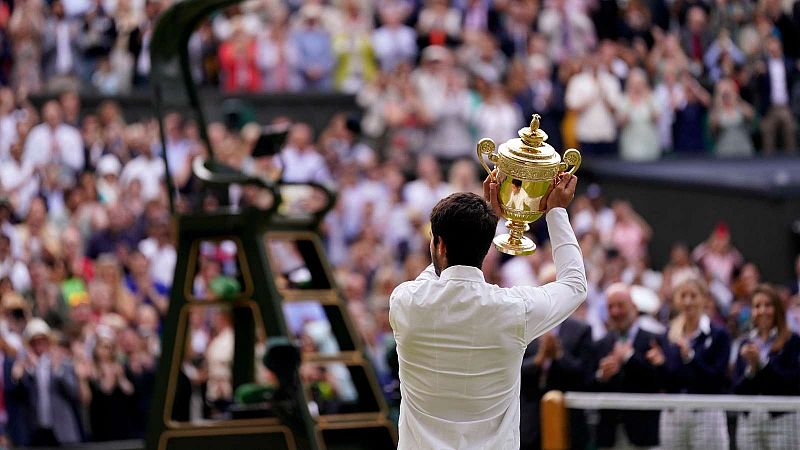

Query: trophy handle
[[559, 149, 582, 175], [477, 138, 497, 178]]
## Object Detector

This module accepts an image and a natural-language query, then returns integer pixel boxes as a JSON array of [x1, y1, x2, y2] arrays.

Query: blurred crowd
[[0, 88, 798, 447], [0, 0, 799, 448], [2, 0, 800, 158]]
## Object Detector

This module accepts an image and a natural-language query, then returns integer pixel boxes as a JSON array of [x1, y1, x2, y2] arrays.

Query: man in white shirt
[[22, 101, 84, 175], [120, 128, 166, 202], [505, 178, 536, 211], [280, 122, 332, 184], [390, 173, 586, 449], [565, 55, 622, 156]]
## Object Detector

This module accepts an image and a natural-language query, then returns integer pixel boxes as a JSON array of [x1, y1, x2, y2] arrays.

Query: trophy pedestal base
[[493, 234, 536, 256]]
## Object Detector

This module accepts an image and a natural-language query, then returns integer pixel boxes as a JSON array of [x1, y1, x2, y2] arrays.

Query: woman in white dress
[[617, 68, 661, 161]]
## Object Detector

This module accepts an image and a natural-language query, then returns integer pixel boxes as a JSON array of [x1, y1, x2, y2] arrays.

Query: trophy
[[477, 114, 581, 255]]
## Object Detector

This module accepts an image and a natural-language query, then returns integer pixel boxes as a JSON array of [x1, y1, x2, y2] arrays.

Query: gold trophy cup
[[477, 114, 581, 255]]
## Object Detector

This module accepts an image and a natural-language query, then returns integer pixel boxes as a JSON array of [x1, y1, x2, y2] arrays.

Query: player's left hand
[[483, 170, 502, 217]]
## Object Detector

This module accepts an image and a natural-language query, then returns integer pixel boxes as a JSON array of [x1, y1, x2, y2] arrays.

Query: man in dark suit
[[8, 319, 82, 446], [520, 317, 593, 450], [756, 36, 798, 153], [593, 283, 668, 449], [127, 0, 162, 87], [514, 54, 566, 153]]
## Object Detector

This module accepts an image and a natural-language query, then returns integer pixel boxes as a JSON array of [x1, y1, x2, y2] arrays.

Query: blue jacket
[[592, 326, 669, 448], [733, 332, 800, 396], [664, 318, 732, 394]]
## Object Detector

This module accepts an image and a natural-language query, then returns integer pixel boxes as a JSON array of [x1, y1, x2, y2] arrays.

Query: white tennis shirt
[[389, 207, 587, 449]]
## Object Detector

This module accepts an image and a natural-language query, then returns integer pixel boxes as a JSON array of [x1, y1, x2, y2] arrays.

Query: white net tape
[[564, 392, 800, 412]]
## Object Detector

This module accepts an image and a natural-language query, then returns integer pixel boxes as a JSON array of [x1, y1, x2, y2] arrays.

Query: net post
[[540, 390, 568, 450]]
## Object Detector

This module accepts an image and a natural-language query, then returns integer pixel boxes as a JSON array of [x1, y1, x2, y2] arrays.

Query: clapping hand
[[483, 169, 503, 217], [740, 343, 760, 370], [645, 339, 665, 366]]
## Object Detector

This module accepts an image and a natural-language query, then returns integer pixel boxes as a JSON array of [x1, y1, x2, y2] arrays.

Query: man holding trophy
[[389, 115, 587, 449]]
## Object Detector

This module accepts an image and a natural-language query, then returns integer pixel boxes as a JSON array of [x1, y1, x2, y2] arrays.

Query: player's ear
[[434, 235, 447, 259]]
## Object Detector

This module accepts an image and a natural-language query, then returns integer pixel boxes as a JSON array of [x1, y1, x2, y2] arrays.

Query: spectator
[[127, 0, 161, 87], [593, 283, 667, 449], [412, 46, 473, 161], [8, 318, 83, 446], [280, 123, 332, 184], [520, 317, 593, 450], [709, 78, 754, 157], [59, 90, 81, 129], [692, 222, 744, 287], [515, 54, 565, 152], [78, 0, 118, 82], [91, 57, 125, 95], [401, 154, 451, 220], [371, 3, 417, 72], [23, 101, 84, 178], [661, 274, 731, 449], [1, 291, 27, 354], [96, 154, 122, 205], [755, 36, 797, 154], [672, 71, 711, 154], [0, 139, 38, 216], [471, 81, 523, 145], [205, 309, 234, 416], [617, 68, 660, 161], [610, 200, 652, 265], [416, 0, 462, 48], [218, 20, 261, 93], [8, 0, 45, 93], [733, 284, 800, 449], [332, 0, 378, 94], [652, 62, 682, 152], [292, 4, 334, 91], [256, 13, 302, 92], [119, 124, 165, 202], [565, 53, 622, 156], [87, 333, 136, 441], [538, 0, 596, 64], [42, 0, 82, 92], [681, 6, 712, 76]]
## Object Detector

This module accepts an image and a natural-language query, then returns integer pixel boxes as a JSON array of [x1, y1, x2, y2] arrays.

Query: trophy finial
[[530, 114, 540, 131], [520, 113, 547, 148]]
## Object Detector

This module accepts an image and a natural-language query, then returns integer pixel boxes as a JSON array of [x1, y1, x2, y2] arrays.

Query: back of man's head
[[430, 192, 498, 269]]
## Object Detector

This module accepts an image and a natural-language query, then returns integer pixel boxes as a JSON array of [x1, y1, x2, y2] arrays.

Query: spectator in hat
[[96, 154, 121, 205], [7, 318, 83, 446], [692, 221, 744, 286]]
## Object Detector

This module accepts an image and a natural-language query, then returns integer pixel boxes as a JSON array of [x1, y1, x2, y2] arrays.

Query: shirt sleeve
[[508, 207, 587, 344]]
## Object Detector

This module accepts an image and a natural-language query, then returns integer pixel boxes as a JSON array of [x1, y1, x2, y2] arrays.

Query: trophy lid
[[496, 114, 562, 168]]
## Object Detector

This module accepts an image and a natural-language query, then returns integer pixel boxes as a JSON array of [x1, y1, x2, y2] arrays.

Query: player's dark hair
[[430, 192, 498, 269]]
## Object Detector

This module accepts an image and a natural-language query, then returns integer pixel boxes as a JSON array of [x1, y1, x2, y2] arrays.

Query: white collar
[[439, 265, 485, 283]]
